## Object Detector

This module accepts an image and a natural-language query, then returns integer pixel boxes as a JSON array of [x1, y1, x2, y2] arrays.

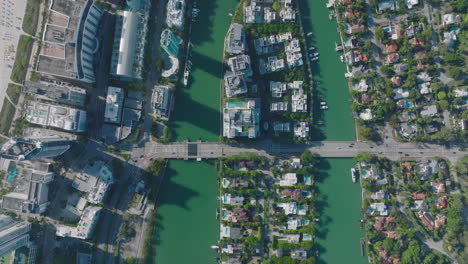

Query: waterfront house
[[264, 7, 277, 23], [359, 108, 374, 120], [369, 203, 388, 216], [278, 233, 300, 243], [222, 193, 245, 206], [291, 248, 308, 261], [228, 55, 253, 77], [224, 71, 248, 98], [430, 182, 446, 194], [293, 122, 309, 138], [220, 225, 243, 239], [282, 189, 302, 201], [344, 21, 366, 34], [279, 173, 298, 186], [344, 36, 359, 49], [371, 190, 388, 200], [292, 89, 307, 112], [420, 105, 438, 117], [286, 217, 309, 230], [436, 196, 448, 209], [221, 243, 245, 254], [454, 88, 468, 98], [418, 210, 434, 230], [286, 51, 304, 67], [223, 99, 260, 139], [352, 79, 370, 92], [222, 208, 251, 223], [374, 217, 396, 231], [280, 5, 296, 22], [226, 23, 247, 54]]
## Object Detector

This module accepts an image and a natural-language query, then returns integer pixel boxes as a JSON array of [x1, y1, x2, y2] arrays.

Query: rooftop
[[26, 101, 87, 132], [24, 81, 86, 107]]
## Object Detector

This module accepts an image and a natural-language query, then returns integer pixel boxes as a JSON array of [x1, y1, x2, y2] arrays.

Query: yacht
[[307, 32, 313, 36], [320, 105, 328, 110], [351, 168, 357, 183], [311, 57, 319, 61], [313, 52, 319, 56], [320, 101, 326, 105]]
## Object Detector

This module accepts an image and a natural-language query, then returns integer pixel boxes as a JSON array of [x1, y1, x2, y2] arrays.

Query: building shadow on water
[[170, 89, 221, 140], [157, 165, 201, 210], [191, 0, 219, 46], [188, 50, 225, 80]]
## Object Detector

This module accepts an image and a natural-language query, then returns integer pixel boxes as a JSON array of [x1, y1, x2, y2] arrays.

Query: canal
[[170, 0, 237, 141], [299, 0, 366, 263], [155, 0, 366, 263], [154, 0, 237, 263]]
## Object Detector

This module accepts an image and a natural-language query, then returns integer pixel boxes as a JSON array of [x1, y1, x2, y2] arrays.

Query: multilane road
[[133, 140, 467, 167]]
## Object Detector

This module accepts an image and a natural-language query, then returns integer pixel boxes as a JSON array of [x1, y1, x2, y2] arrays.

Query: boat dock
[[360, 238, 365, 256]]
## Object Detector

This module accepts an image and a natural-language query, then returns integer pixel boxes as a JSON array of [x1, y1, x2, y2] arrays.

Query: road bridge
[[134, 140, 467, 167]]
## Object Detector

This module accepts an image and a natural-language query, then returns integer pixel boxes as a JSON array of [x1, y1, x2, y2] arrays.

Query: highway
[[132, 140, 467, 168]]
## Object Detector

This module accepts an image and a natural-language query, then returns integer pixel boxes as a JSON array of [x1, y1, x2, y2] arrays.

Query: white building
[[72, 161, 114, 204], [26, 101, 87, 132], [279, 173, 298, 186], [56, 206, 101, 240], [293, 122, 309, 138], [110, 1, 150, 81], [151, 85, 173, 119], [104, 86, 124, 124], [359, 108, 374, 120], [166, 0, 185, 29], [291, 89, 307, 112]]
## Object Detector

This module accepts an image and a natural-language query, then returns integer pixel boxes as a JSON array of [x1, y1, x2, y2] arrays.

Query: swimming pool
[[6, 166, 17, 183], [227, 102, 244, 108]]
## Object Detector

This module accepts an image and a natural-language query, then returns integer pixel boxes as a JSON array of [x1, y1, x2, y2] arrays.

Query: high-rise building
[[0, 215, 31, 257], [0, 136, 74, 161]]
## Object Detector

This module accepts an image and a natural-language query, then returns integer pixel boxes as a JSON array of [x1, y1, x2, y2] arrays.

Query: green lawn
[[0, 100, 16, 135], [6, 83, 21, 105], [11, 35, 34, 83], [22, 0, 40, 36]]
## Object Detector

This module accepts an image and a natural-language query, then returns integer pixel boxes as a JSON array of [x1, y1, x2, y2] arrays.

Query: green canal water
[[299, 0, 356, 141], [170, 0, 237, 141], [155, 0, 366, 263]]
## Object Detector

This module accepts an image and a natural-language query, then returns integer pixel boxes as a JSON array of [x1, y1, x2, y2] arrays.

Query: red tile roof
[[411, 192, 426, 200], [386, 43, 398, 53], [418, 210, 434, 230], [437, 196, 448, 209], [435, 215, 447, 229], [391, 76, 402, 87]]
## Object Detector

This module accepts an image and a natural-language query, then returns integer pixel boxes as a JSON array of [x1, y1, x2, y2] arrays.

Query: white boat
[[320, 105, 328, 110], [313, 52, 319, 56], [311, 57, 319, 61], [351, 168, 357, 183], [211, 245, 219, 249], [309, 47, 315, 51], [320, 101, 326, 105], [340, 55, 344, 62], [307, 32, 313, 36]]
